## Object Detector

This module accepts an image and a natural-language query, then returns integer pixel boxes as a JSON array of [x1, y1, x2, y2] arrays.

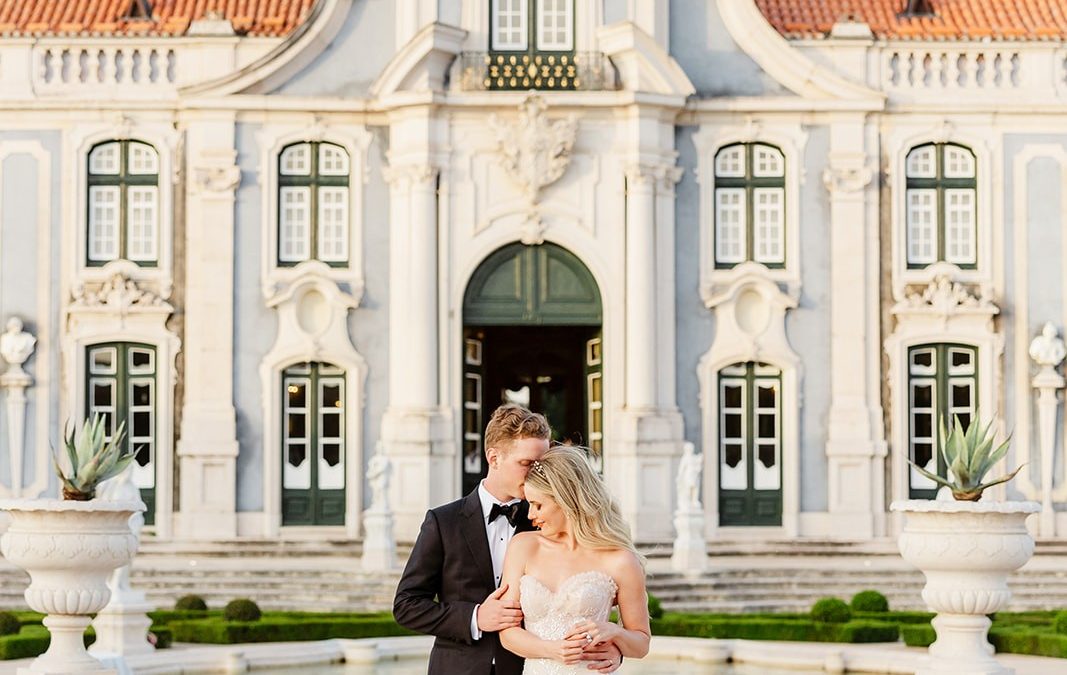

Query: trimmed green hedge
[[650, 616, 898, 643], [901, 623, 936, 647], [168, 617, 417, 644], [0, 625, 95, 661], [990, 627, 1067, 659]]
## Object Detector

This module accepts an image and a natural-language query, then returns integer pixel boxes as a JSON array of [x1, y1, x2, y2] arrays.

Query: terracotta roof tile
[[0, 0, 317, 37], [757, 0, 1067, 41]]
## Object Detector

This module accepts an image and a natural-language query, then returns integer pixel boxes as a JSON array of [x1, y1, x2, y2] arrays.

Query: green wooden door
[[281, 362, 346, 525], [718, 362, 782, 526], [86, 343, 157, 524]]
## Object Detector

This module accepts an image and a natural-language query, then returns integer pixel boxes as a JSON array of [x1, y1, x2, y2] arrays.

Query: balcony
[[456, 51, 617, 91]]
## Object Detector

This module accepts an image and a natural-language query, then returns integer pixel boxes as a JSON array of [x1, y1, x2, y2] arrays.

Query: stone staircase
[[3, 538, 1067, 614]]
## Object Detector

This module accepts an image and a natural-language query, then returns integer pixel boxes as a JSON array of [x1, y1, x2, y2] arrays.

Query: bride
[[498, 445, 650, 673]]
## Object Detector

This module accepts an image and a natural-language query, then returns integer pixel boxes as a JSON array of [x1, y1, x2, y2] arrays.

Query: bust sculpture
[[0, 316, 36, 377]]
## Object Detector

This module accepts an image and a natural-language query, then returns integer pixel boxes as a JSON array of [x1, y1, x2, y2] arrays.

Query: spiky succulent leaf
[[908, 459, 957, 489], [974, 464, 1026, 494], [50, 414, 131, 499]]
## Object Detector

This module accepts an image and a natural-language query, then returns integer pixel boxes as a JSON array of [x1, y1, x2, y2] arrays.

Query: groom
[[394, 403, 621, 674]]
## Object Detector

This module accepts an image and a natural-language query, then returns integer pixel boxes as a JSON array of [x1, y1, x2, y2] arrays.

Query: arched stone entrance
[[461, 242, 602, 495]]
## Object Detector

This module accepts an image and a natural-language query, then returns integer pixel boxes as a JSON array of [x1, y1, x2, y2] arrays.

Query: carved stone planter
[[0, 499, 144, 674], [891, 499, 1039, 675]]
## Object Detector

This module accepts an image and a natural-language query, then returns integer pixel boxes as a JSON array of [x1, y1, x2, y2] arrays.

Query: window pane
[[949, 348, 974, 374], [913, 412, 932, 439], [321, 383, 342, 409], [132, 409, 151, 437], [757, 384, 776, 408], [944, 145, 976, 178], [753, 188, 784, 264], [536, 0, 572, 51], [322, 443, 341, 467], [906, 189, 937, 265], [913, 383, 933, 408], [758, 444, 776, 469], [131, 382, 152, 407], [129, 348, 154, 373], [757, 413, 775, 439], [715, 188, 746, 264], [910, 348, 934, 372], [127, 142, 158, 175], [906, 145, 936, 178], [127, 186, 158, 262], [88, 186, 120, 262], [492, 0, 528, 50], [322, 414, 340, 439], [279, 187, 311, 262], [724, 414, 742, 438], [724, 444, 742, 468], [89, 142, 120, 174], [317, 187, 348, 262], [280, 144, 311, 176], [90, 347, 116, 375], [753, 145, 784, 177], [723, 384, 742, 408], [288, 414, 306, 438], [715, 146, 745, 177], [318, 144, 349, 176], [92, 381, 114, 407], [913, 442, 933, 469], [287, 381, 307, 409], [288, 444, 306, 468], [944, 189, 976, 265]]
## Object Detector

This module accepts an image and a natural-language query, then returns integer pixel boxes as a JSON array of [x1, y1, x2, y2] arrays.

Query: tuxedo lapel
[[459, 490, 496, 587], [514, 500, 537, 534]]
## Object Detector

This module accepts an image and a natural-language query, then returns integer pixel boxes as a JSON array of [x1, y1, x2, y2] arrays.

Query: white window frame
[[260, 123, 370, 304], [536, 0, 574, 51], [491, 0, 529, 51], [694, 124, 806, 307]]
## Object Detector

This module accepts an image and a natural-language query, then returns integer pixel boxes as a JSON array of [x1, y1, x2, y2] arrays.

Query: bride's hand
[[549, 637, 589, 664], [566, 619, 622, 648]]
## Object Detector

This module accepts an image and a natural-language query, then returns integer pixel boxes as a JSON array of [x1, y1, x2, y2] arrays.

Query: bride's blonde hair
[[525, 445, 644, 565]]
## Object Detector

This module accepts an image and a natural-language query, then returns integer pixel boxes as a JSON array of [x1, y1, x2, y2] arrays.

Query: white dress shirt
[[471, 481, 521, 640]]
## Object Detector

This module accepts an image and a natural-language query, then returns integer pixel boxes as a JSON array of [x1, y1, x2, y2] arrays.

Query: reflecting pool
[[262, 659, 816, 674]]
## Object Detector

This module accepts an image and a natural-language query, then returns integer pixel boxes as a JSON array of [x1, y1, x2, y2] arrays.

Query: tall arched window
[[908, 343, 977, 498], [87, 140, 159, 266], [714, 143, 785, 268], [278, 142, 350, 266], [905, 143, 977, 268], [86, 342, 157, 523], [718, 361, 782, 526]]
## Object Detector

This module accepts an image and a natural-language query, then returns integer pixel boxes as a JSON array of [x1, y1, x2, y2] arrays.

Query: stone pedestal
[[362, 510, 397, 571], [671, 510, 707, 574]]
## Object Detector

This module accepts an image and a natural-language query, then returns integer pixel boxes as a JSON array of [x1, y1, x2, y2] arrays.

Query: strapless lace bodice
[[520, 570, 618, 675]]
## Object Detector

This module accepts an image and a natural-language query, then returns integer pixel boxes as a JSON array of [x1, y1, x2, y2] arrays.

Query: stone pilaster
[[823, 117, 886, 538], [176, 114, 241, 540]]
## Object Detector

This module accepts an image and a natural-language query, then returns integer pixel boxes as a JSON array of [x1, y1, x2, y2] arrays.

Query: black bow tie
[[488, 502, 521, 527]]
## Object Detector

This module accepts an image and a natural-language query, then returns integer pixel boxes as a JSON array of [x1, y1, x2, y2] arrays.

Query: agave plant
[[51, 414, 134, 500], [909, 414, 1024, 501]]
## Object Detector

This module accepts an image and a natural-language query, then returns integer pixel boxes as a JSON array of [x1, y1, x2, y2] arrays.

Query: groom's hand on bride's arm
[[577, 641, 622, 673], [477, 584, 524, 632]]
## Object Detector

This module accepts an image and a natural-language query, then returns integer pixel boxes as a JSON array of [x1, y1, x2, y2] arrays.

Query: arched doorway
[[461, 243, 602, 495]]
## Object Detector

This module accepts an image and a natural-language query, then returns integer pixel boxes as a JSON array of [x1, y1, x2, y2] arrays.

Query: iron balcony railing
[[457, 51, 617, 91]]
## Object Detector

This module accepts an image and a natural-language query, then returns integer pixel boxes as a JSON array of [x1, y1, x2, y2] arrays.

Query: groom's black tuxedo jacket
[[394, 489, 536, 675]]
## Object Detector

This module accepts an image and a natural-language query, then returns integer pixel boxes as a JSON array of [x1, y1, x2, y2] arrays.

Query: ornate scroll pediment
[[892, 275, 998, 318], [488, 95, 577, 239], [70, 273, 170, 314]]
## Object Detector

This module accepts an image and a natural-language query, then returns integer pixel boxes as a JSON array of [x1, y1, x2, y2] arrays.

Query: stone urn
[[0, 499, 144, 674], [891, 499, 1040, 675]]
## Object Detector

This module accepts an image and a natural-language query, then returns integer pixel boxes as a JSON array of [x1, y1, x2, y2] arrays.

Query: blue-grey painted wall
[[274, 0, 396, 97], [0, 131, 62, 496], [669, 0, 788, 97], [792, 125, 831, 512], [233, 122, 273, 511], [674, 126, 710, 449]]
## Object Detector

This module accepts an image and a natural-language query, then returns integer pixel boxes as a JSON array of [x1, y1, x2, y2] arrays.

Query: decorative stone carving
[[672, 442, 707, 574], [381, 162, 438, 188], [822, 163, 874, 194], [1030, 321, 1066, 368], [362, 443, 397, 571], [70, 273, 167, 313], [896, 275, 996, 316], [0, 499, 144, 673], [366, 448, 391, 514], [1, 316, 36, 376], [1, 316, 35, 499], [891, 499, 1039, 675], [675, 441, 702, 512], [192, 164, 241, 194], [488, 94, 577, 236], [1029, 322, 1066, 537]]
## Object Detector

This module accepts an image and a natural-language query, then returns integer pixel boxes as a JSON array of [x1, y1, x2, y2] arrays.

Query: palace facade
[[1, 0, 1066, 545]]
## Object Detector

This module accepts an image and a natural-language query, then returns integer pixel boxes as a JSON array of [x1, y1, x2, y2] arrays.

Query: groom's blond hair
[[484, 404, 551, 456]]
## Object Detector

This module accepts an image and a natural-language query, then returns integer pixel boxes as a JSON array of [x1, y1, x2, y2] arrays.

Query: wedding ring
[[585, 633, 592, 643]]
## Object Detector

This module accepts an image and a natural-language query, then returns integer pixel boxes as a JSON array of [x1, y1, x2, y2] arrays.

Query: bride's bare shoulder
[[510, 530, 541, 550], [604, 548, 645, 578]]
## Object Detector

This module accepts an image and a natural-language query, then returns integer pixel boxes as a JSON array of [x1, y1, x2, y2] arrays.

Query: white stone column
[[176, 115, 242, 540], [0, 316, 35, 499], [380, 109, 453, 539], [823, 118, 886, 539], [612, 147, 684, 542], [1029, 322, 1066, 538]]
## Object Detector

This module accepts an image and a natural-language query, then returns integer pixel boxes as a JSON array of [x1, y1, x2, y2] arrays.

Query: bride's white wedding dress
[[520, 569, 619, 675]]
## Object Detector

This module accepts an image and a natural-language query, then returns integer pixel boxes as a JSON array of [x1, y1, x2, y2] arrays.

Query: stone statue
[[367, 446, 391, 513], [1030, 322, 1066, 368], [0, 316, 36, 376], [676, 442, 703, 512]]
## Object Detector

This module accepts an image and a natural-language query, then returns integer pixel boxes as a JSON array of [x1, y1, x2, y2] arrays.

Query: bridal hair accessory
[[531, 460, 547, 477]]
